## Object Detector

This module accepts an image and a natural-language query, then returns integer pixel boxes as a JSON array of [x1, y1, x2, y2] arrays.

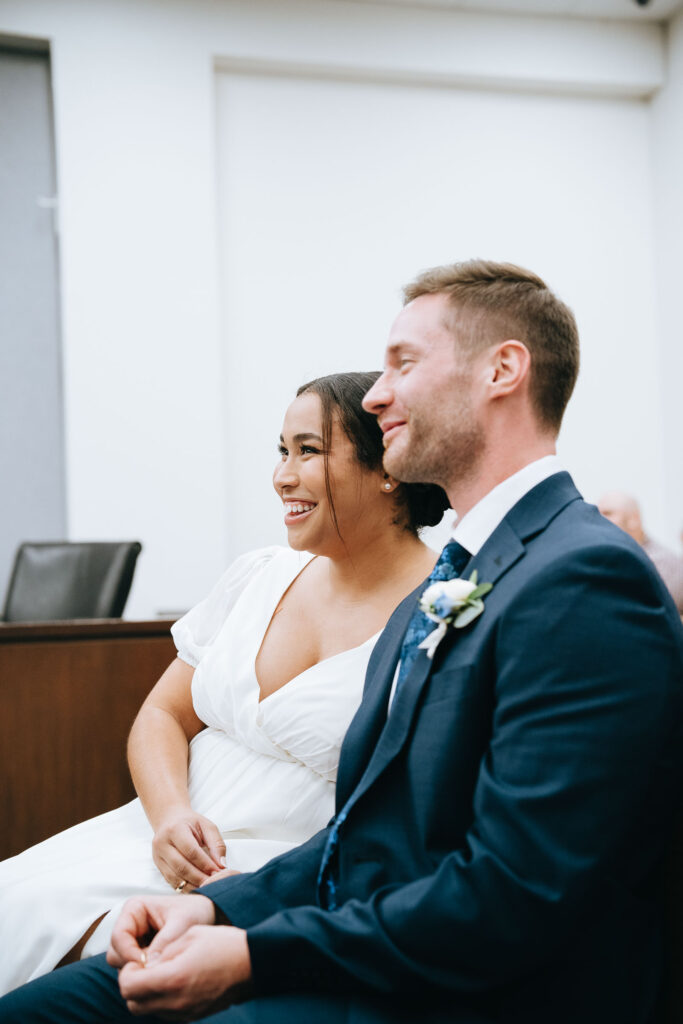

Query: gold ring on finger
[[175, 879, 187, 892]]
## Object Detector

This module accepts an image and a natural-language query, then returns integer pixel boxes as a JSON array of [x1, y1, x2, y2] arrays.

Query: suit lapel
[[467, 517, 525, 590], [341, 472, 582, 814], [335, 586, 419, 806]]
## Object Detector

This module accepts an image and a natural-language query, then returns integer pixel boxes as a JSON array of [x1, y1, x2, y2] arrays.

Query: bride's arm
[[128, 658, 226, 890]]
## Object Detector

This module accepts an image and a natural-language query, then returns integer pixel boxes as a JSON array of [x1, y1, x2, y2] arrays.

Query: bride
[[0, 370, 448, 995]]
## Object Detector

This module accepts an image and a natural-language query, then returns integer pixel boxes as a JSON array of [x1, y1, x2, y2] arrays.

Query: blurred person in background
[[598, 490, 683, 614]]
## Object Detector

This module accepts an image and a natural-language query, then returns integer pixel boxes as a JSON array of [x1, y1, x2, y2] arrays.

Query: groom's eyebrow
[[385, 341, 413, 362]]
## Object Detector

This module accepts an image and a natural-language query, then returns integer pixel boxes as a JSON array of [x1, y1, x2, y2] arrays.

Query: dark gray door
[[0, 44, 66, 607]]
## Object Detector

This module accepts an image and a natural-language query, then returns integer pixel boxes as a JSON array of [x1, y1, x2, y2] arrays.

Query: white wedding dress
[[0, 546, 377, 996]]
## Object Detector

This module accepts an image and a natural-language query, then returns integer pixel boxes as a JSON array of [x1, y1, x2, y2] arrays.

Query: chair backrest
[[1, 541, 142, 622]]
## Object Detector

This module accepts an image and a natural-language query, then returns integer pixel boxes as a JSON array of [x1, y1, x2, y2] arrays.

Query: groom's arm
[[106, 830, 332, 1016], [197, 826, 330, 927], [226, 543, 683, 997]]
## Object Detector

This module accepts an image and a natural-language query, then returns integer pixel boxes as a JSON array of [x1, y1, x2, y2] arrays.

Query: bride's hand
[[152, 810, 226, 891]]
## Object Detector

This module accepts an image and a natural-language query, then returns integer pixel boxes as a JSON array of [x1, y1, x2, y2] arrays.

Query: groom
[[3, 260, 683, 1022]]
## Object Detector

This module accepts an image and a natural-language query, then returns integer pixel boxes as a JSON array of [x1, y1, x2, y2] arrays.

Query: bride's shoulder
[[186, 547, 288, 613], [226, 545, 287, 576], [232, 545, 311, 576], [220, 545, 314, 590], [171, 547, 297, 661]]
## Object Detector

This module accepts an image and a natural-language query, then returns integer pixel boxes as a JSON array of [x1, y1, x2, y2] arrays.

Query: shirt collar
[[452, 455, 563, 556]]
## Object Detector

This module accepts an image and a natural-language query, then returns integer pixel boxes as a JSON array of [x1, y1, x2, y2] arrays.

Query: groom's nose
[[362, 373, 391, 415]]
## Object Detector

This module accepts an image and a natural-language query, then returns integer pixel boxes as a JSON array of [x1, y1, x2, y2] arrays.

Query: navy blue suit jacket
[[203, 473, 683, 1022]]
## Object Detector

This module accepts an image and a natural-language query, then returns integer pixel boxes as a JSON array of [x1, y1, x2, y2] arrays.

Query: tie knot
[[429, 539, 470, 583]]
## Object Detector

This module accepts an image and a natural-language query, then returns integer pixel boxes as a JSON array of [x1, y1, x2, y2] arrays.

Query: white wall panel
[[216, 70, 664, 558]]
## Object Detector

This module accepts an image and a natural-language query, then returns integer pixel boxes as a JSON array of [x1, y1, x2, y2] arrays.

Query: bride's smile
[[0, 370, 445, 999], [282, 502, 317, 525], [274, 391, 390, 558]]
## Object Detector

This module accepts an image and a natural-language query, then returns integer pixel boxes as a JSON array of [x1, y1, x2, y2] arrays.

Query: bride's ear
[[381, 474, 399, 493]]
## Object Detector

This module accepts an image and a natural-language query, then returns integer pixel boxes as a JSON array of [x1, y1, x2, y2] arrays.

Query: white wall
[[651, 7, 683, 549], [215, 70, 665, 558], [0, 0, 678, 616]]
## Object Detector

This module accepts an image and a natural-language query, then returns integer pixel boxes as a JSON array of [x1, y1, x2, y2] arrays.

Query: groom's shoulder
[[535, 488, 655, 573], [510, 473, 653, 573], [506, 486, 683, 639]]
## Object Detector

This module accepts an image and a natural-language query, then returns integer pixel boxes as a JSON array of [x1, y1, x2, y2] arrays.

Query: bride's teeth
[[285, 502, 314, 514]]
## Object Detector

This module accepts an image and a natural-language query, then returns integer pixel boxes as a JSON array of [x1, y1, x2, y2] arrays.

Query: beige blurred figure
[[598, 490, 683, 614]]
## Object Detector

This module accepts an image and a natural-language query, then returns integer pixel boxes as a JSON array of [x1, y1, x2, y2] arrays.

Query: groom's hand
[[107, 893, 216, 969], [117, 924, 252, 1018]]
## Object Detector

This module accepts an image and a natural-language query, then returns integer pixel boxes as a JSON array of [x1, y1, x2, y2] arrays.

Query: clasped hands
[[107, 893, 252, 1019], [106, 808, 249, 1017]]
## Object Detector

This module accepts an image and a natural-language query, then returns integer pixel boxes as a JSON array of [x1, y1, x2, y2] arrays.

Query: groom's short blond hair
[[403, 259, 579, 435]]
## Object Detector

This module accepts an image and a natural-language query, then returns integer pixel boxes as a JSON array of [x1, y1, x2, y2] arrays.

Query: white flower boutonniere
[[417, 571, 493, 660]]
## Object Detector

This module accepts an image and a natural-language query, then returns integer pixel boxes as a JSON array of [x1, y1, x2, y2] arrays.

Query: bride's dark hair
[[296, 371, 449, 537]]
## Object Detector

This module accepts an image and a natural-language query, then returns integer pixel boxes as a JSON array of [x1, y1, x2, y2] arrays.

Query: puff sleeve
[[171, 547, 281, 668]]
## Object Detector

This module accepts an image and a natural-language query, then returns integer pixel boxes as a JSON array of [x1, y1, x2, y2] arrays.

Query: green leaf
[[468, 582, 493, 601], [468, 569, 479, 585], [454, 600, 484, 629]]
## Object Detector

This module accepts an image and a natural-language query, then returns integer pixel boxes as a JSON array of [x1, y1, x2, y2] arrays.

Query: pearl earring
[[384, 482, 392, 491]]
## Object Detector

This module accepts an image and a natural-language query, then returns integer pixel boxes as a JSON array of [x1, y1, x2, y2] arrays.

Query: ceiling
[[342, 0, 683, 21]]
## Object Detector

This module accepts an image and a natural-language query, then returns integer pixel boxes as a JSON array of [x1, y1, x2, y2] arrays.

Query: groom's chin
[[381, 441, 410, 481], [383, 449, 427, 487]]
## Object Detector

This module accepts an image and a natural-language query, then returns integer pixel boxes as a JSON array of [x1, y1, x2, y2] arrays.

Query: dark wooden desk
[[0, 619, 176, 860]]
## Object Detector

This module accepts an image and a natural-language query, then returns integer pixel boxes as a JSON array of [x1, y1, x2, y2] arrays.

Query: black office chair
[[1, 541, 142, 622]]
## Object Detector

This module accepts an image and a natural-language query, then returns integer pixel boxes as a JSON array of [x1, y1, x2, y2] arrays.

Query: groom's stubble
[[382, 364, 487, 498]]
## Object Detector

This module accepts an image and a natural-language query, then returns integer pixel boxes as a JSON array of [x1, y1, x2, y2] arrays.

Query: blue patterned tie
[[394, 538, 471, 697], [317, 539, 470, 911]]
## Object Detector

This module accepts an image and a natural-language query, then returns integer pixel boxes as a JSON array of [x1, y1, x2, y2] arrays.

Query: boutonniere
[[418, 572, 493, 660]]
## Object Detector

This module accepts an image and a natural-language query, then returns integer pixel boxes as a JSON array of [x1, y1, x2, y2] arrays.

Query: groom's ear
[[486, 340, 530, 399]]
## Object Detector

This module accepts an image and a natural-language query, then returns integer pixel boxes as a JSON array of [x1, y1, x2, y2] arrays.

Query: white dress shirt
[[452, 454, 563, 556]]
